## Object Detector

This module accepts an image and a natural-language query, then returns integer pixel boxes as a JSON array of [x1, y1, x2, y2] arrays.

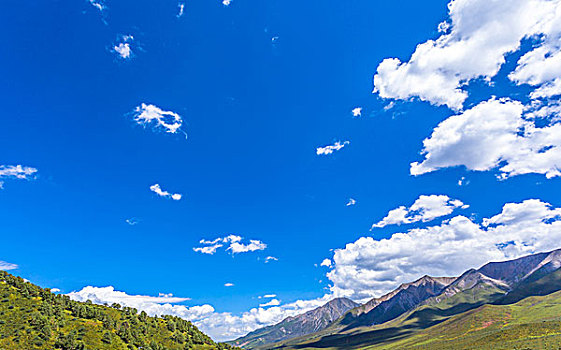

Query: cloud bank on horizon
[[66, 198, 561, 341]]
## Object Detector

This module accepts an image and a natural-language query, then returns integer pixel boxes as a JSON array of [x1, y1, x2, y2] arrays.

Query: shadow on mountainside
[[286, 301, 491, 349]]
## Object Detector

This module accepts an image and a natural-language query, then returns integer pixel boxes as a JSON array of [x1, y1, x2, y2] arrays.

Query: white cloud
[[264, 256, 278, 263], [195, 294, 333, 341], [320, 258, 332, 268], [372, 194, 468, 229], [0, 165, 37, 188], [316, 141, 350, 155], [373, 0, 560, 110], [411, 98, 561, 179], [50, 288, 61, 293], [113, 35, 134, 59], [327, 199, 561, 301], [150, 184, 182, 201], [260, 294, 277, 299], [125, 218, 139, 226], [222, 0, 232, 6], [458, 176, 469, 186], [224, 283, 234, 287], [177, 3, 185, 18], [372, 0, 561, 179], [194, 235, 267, 255], [193, 244, 223, 255], [68, 286, 216, 321], [482, 199, 561, 227], [132, 103, 186, 137], [259, 299, 281, 308], [352, 107, 362, 117], [228, 240, 267, 254], [113, 43, 131, 59], [88, 0, 105, 11], [0, 165, 37, 180], [0, 261, 18, 271], [68, 283, 332, 342], [346, 198, 357, 207]]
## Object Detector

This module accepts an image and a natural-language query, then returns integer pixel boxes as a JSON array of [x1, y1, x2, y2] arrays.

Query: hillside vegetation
[[0, 271, 237, 350]]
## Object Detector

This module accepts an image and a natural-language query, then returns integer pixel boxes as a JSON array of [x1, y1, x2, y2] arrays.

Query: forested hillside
[[0, 271, 237, 350]]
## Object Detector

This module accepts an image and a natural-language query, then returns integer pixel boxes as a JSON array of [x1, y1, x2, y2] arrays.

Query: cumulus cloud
[[132, 103, 186, 137], [193, 244, 223, 255], [352, 107, 362, 117], [224, 283, 234, 287], [373, 0, 561, 179], [195, 294, 334, 341], [346, 198, 357, 207], [222, 0, 232, 6], [50, 288, 61, 293], [327, 199, 561, 301], [125, 218, 139, 226], [68, 284, 332, 341], [0, 261, 18, 271], [259, 294, 277, 299], [68, 286, 216, 322], [458, 176, 469, 186], [411, 98, 561, 178], [0, 165, 38, 188], [320, 259, 332, 268], [316, 141, 350, 156], [259, 299, 281, 308], [264, 256, 278, 263], [373, 0, 560, 110], [113, 35, 134, 59], [0, 165, 37, 180], [150, 184, 182, 201], [372, 194, 468, 229], [228, 240, 267, 254], [194, 235, 267, 255], [88, 0, 105, 11], [177, 2, 185, 17]]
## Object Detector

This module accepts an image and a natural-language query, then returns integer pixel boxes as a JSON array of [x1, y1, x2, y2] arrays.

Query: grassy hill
[[0, 271, 237, 350]]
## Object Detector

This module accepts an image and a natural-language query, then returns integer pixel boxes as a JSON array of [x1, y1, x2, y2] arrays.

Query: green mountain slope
[[372, 290, 561, 350], [0, 271, 237, 350], [270, 250, 561, 349], [274, 289, 561, 350]]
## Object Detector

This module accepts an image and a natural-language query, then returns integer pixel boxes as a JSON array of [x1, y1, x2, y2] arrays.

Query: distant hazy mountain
[[230, 298, 358, 349]]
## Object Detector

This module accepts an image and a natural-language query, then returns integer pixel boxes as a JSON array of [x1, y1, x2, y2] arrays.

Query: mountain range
[[231, 248, 561, 349]]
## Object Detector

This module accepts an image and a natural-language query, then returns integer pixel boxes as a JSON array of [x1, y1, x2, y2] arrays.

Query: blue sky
[[3, 0, 561, 341]]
